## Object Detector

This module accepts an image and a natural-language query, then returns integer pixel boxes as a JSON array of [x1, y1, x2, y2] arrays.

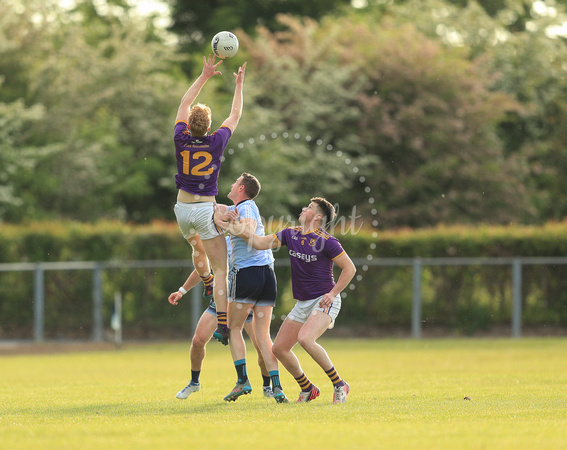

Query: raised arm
[[175, 55, 223, 123], [220, 62, 247, 132]]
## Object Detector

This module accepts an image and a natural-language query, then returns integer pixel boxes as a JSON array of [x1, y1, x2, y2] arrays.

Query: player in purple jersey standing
[[173, 54, 247, 345], [218, 197, 356, 404]]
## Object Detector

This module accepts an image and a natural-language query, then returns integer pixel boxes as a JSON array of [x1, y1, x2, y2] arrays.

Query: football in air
[[211, 31, 239, 59]]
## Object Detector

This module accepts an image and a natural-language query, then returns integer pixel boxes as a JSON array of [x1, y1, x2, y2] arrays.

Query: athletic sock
[[294, 372, 313, 392], [269, 370, 282, 390], [200, 273, 214, 289], [191, 370, 200, 385], [262, 374, 271, 388], [325, 366, 345, 387], [235, 359, 247, 384], [216, 311, 228, 327]]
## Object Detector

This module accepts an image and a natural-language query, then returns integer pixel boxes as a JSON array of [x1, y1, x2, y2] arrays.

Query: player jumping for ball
[[173, 54, 247, 345]]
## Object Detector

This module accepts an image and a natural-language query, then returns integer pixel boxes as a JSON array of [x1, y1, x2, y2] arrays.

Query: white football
[[211, 31, 239, 59]]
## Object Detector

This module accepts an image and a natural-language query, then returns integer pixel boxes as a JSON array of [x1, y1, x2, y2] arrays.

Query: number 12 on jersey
[[180, 150, 214, 176]]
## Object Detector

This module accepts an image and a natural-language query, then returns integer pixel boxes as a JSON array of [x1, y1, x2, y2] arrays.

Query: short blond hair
[[188, 103, 212, 136]]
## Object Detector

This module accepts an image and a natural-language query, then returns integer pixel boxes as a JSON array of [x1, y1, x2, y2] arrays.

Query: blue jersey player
[[214, 173, 289, 404]]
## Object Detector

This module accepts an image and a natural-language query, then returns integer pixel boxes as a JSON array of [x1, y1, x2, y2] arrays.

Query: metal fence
[[0, 260, 198, 343], [2, 256, 567, 342]]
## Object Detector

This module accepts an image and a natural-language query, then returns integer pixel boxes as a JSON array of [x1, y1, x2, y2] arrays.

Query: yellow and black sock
[[295, 372, 313, 392], [217, 311, 227, 327], [200, 273, 214, 288], [325, 366, 343, 386]]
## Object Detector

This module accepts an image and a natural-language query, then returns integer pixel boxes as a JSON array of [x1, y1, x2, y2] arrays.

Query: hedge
[[2, 220, 567, 339]]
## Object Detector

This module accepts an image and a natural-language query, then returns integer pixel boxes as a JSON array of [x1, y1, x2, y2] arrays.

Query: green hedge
[[2, 221, 567, 338]]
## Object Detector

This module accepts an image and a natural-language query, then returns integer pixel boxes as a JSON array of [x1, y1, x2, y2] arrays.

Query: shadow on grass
[[7, 399, 251, 418]]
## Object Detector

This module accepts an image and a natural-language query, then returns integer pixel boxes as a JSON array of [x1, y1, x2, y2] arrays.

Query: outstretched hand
[[234, 62, 247, 86], [202, 54, 223, 79], [226, 208, 239, 223], [216, 208, 245, 235]]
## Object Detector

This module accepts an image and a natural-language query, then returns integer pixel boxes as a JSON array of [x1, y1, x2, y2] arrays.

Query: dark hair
[[311, 197, 335, 226], [240, 172, 261, 199]]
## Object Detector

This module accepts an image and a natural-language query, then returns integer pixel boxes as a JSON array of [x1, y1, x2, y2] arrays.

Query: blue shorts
[[229, 265, 277, 307], [205, 298, 253, 323]]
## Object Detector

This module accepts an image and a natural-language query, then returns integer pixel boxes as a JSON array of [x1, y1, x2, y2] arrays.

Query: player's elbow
[[346, 260, 357, 278]]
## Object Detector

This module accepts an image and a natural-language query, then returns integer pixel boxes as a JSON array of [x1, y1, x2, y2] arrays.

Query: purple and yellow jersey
[[174, 121, 232, 196], [275, 226, 345, 301]]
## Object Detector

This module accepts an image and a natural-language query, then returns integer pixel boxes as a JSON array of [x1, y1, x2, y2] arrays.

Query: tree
[[168, 0, 352, 54], [382, 0, 567, 222], [0, 0, 189, 223], [212, 15, 376, 224], [4, 0, 566, 228], [217, 15, 532, 228], [0, 98, 60, 221]]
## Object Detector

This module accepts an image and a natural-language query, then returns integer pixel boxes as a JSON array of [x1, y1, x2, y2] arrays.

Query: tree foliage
[[213, 16, 375, 222], [0, 0, 188, 222], [2, 0, 567, 229], [376, 0, 567, 222], [168, 0, 352, 48], [224, 14, 533, 227]]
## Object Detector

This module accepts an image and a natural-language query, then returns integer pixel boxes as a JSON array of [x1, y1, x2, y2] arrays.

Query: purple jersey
[[174, 121, 232, 196], [275, 226, 346, 301]]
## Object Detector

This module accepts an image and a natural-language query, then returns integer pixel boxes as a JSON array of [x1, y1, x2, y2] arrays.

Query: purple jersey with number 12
[[275, 226, 345, 301], [174, 121, 232, 196]]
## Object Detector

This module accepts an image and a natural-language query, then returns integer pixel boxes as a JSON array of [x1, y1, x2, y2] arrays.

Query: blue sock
[[235, 359, 247, 384], [269, 370, 281, 389]]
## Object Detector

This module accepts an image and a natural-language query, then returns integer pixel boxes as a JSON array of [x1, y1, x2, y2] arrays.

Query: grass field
[[2, 338, 567, 449]]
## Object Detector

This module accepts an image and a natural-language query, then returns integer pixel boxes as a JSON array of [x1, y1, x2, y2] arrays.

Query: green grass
[[2, 338, 567, 449]]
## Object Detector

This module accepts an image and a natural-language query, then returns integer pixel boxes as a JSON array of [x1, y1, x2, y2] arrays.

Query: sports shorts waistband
[[176, 201, 215, 208]]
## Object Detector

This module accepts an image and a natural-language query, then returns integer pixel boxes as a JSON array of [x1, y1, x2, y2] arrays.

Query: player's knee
[[297, 333, 314, 350], [272, 342, 285, 359], [229, 327, 243, 337], [192, 333, 208, 348]]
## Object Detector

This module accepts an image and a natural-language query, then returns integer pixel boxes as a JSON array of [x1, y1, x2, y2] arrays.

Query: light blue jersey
[[229, 200, 274, 270]]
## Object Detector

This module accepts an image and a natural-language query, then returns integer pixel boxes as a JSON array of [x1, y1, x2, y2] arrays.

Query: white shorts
[[286, 295, 342, 329], [174, 202, 223, 241]]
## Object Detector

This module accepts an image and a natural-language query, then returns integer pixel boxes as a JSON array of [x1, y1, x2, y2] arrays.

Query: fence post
[[92, 263, 104, 342], [512, 258, 522, 338], [412, 258, 422, 339], [190, 285, 202, 337], [112, 291, 122, 348], [33, 264, 45, 343]]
